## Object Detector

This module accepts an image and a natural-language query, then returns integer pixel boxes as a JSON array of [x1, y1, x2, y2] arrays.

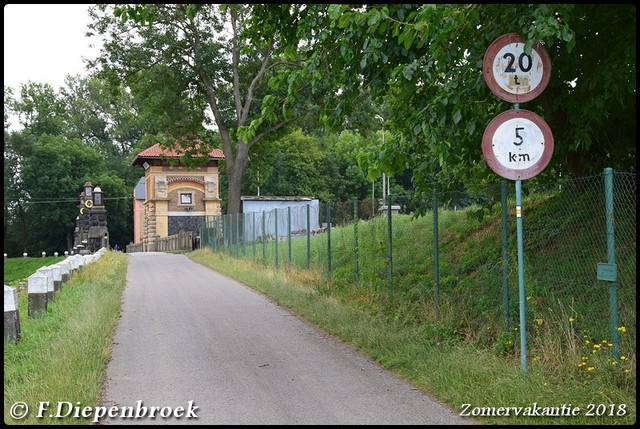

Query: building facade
[[130, 143, 224, 251]]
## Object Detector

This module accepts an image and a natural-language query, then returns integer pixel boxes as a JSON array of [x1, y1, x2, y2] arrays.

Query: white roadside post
[[50, 264, 62, 294], [28, 273, 48, 317], [36, 266, 55, 303], [4, 285, 21, 343]]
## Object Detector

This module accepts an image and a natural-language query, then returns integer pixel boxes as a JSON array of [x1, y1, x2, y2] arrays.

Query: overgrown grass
[[4, 251, 128, 425], [4, 256, 65, 285], [189, 192, 635, 424]]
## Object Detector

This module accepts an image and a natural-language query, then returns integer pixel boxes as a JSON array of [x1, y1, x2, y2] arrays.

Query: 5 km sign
[[483, 33, 551, 103], [482, 109, 554, 180]]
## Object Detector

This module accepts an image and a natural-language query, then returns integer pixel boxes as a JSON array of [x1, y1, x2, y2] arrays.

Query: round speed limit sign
[[483, 33, 551, 103], [482, 109, 554, 180]]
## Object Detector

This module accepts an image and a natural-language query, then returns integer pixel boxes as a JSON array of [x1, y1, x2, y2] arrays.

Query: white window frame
[[179, 192, 194, 206]]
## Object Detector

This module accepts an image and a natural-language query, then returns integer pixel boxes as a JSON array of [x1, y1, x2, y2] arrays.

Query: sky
[[4, 4, 101, 94]]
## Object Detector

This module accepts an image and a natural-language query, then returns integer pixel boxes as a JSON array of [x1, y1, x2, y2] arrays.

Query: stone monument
[[73, 182, 109, 254]]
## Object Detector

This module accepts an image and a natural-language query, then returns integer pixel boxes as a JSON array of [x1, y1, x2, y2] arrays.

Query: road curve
[[100, 252, 473, 425]]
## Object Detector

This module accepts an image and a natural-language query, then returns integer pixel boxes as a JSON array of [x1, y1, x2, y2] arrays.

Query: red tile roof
[[136, 143, 224, 159], [131, 143, 224, 166]]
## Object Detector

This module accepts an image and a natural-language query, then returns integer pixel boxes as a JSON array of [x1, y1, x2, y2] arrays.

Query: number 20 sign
[[483, 33, 551, 103]]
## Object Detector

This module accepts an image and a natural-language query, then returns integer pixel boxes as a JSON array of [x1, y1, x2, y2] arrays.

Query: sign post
[[483, 33, 553, 375]]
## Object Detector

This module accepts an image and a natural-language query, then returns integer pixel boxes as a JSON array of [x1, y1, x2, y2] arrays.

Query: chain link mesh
[[201, 170, 635, 379]]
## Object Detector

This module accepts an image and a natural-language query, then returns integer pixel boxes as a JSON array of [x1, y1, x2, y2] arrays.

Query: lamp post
[[249, 154, 260, 196], [84, 182, 93, 200], [93, 186, 103, 206]]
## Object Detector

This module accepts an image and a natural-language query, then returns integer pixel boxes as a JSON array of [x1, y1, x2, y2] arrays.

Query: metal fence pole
[[327, 203, 332, 282], [354, 199, 359, 284], [275, 208, 279, 267], [215, 217, 220, 252], [306, 204, 311, 269], [604, 168, 620, 361], [262, 212, 266, 263], [288, 206, 292, 266], [433, 188, 439, 313], [242, 213, 246, 258], [235, 212, 240, 258], [387, 194, 393, 296], [252, 212, 256, 259], [222, 214, 227, 254]]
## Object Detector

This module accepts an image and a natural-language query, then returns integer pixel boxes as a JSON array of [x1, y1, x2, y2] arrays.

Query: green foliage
[[5, 72, 154, 254], [89, 4, 326, 213], [243, 128, 372, 202], [283, 4, 636, 201], [15, 135, 104, 253]]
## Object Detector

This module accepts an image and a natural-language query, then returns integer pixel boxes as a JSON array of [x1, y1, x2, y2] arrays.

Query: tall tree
[[269, 4, 636, 201], [5, 75, 148, 253], [88, 4, 321, 214]]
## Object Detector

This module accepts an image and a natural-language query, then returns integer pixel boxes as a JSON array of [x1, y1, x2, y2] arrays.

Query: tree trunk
[[225, 143, 250, 214], [227, 169, 243, 215]]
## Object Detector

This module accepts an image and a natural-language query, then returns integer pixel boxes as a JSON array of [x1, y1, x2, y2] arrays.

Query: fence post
[[4, 285, 21, 343], [252, 212, 256, 259], [275, 208, 279, 267], [262, 212, 266, 263], [306, 204, 311, 269], [432, 189, 440, 313], [501, 180, 510, 330], [242, 213, 246, 258], [387, 194, 393, 296], [235, 213, 240, 258], [327, 203, 332, 282], [212, 218, 217, 252], [354, 199, 359, 284], [223, 214, 227, 254], [288, 206, 292, 266], [603, 167, 620, 362]]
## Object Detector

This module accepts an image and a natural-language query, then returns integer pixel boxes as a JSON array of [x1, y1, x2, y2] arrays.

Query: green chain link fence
[[201, 169, 635, 379]]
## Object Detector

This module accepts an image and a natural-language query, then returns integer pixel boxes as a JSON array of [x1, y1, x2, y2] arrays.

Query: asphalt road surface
[[100, 252, 473, 425]]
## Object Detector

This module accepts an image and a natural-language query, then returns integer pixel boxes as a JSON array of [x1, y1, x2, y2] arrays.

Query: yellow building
[[130, 143, 224, 251]]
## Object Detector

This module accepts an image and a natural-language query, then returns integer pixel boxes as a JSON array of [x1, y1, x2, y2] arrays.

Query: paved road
[[101, 252, 473, 425]]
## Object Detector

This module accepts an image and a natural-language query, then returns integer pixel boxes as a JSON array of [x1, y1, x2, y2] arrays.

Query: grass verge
[[189, 248, 635, 425], [4, 256, 65, 284], [4, 251, 128, 425]]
